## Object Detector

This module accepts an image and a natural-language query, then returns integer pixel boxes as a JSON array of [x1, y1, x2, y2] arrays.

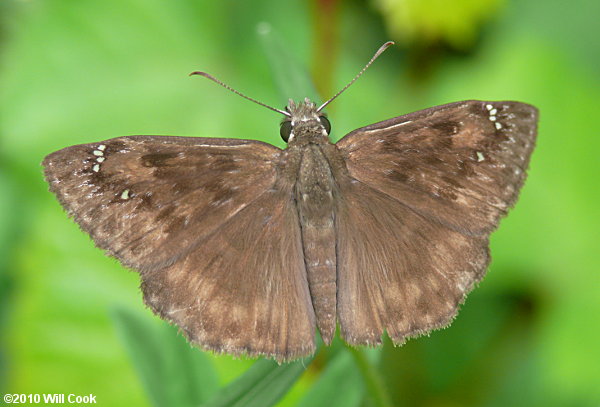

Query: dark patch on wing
[[141, 152, 180, 167], [456, 159, 475, 177], [210, 155, 239, 172], [135, 192, 154, 211], [430, 120, 461, 149], [379, 138, 408, 155], [387, 170, 409, 183], [430, 120, 461, 136], [441, 175, 462, 188], [106, 140, 127, 153], [204, 179, 236, 203], [165, 215, 186, 234], [422, 154, 444, 166], [156, 206, 176, 222]]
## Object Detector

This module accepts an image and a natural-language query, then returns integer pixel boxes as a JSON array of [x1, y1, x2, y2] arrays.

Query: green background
[[1, 0, 598, 406]]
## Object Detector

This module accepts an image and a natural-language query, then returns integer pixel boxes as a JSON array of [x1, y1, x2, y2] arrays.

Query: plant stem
[[346, 345, 393, 407], [310, 0, 340, 102]]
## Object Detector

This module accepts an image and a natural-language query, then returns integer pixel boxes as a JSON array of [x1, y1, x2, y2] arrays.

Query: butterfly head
[[280, 98, 331, 144]]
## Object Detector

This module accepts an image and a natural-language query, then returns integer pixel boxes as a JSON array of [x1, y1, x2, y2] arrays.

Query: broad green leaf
[[111, 306, 219, 407], [296, 352, 363, 407], [201, 358, 311, 407], [257, 22, 319, 105]]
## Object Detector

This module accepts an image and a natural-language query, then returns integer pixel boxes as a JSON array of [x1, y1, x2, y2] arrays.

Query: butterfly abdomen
[[294, 145, 337, 344]]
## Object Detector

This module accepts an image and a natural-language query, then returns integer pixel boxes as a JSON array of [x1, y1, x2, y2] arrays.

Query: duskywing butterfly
[[42, 42, 538, 361]]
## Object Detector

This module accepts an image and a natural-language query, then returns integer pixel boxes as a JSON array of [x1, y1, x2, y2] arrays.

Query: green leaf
[[111, 306, 219, 407], [200, 358, 311, 407], [296, 352, 364, 407], [256, 22, 320, 105]]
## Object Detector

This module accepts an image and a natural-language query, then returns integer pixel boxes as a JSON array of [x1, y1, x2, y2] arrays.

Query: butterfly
[[42, 42, 538, 361]]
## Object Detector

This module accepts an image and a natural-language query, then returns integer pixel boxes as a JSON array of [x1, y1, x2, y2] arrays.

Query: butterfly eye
[[319, 115, 331, 134], [280, 120, 292, 142]]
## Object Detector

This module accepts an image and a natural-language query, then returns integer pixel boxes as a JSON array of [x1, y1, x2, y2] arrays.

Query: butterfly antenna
[[190, 71, 291, 117], [317, 41, 394, 113]]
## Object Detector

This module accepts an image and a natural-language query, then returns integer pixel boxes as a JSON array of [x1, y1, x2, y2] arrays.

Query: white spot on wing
[[476, 151, 485, 162], [121, 189, 130, 200], [96, 157, 105, 163], [92, 164, 100, 172], [97, 145, 106, 151], [93, 150, 104, 156], [485, 104, 505, 129]]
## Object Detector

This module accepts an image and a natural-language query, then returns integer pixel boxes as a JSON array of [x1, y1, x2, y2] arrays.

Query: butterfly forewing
[[43, 136, 280, 271], [336, 100, 538, 235]]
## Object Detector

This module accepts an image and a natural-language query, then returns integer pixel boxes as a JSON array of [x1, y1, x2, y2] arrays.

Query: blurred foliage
[[112, 307, 219, 407], [372, 0, 503, 49], [0, 0, 598, 406]]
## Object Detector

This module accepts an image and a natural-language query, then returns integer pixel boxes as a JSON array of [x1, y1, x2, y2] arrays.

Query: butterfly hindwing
[[336, 100, 538, 235], [334, 177, 490, 345], [141, 182, 316, 360]]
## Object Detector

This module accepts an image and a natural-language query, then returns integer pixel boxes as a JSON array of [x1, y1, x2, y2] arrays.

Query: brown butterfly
[[42, 42, 538, 361]]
